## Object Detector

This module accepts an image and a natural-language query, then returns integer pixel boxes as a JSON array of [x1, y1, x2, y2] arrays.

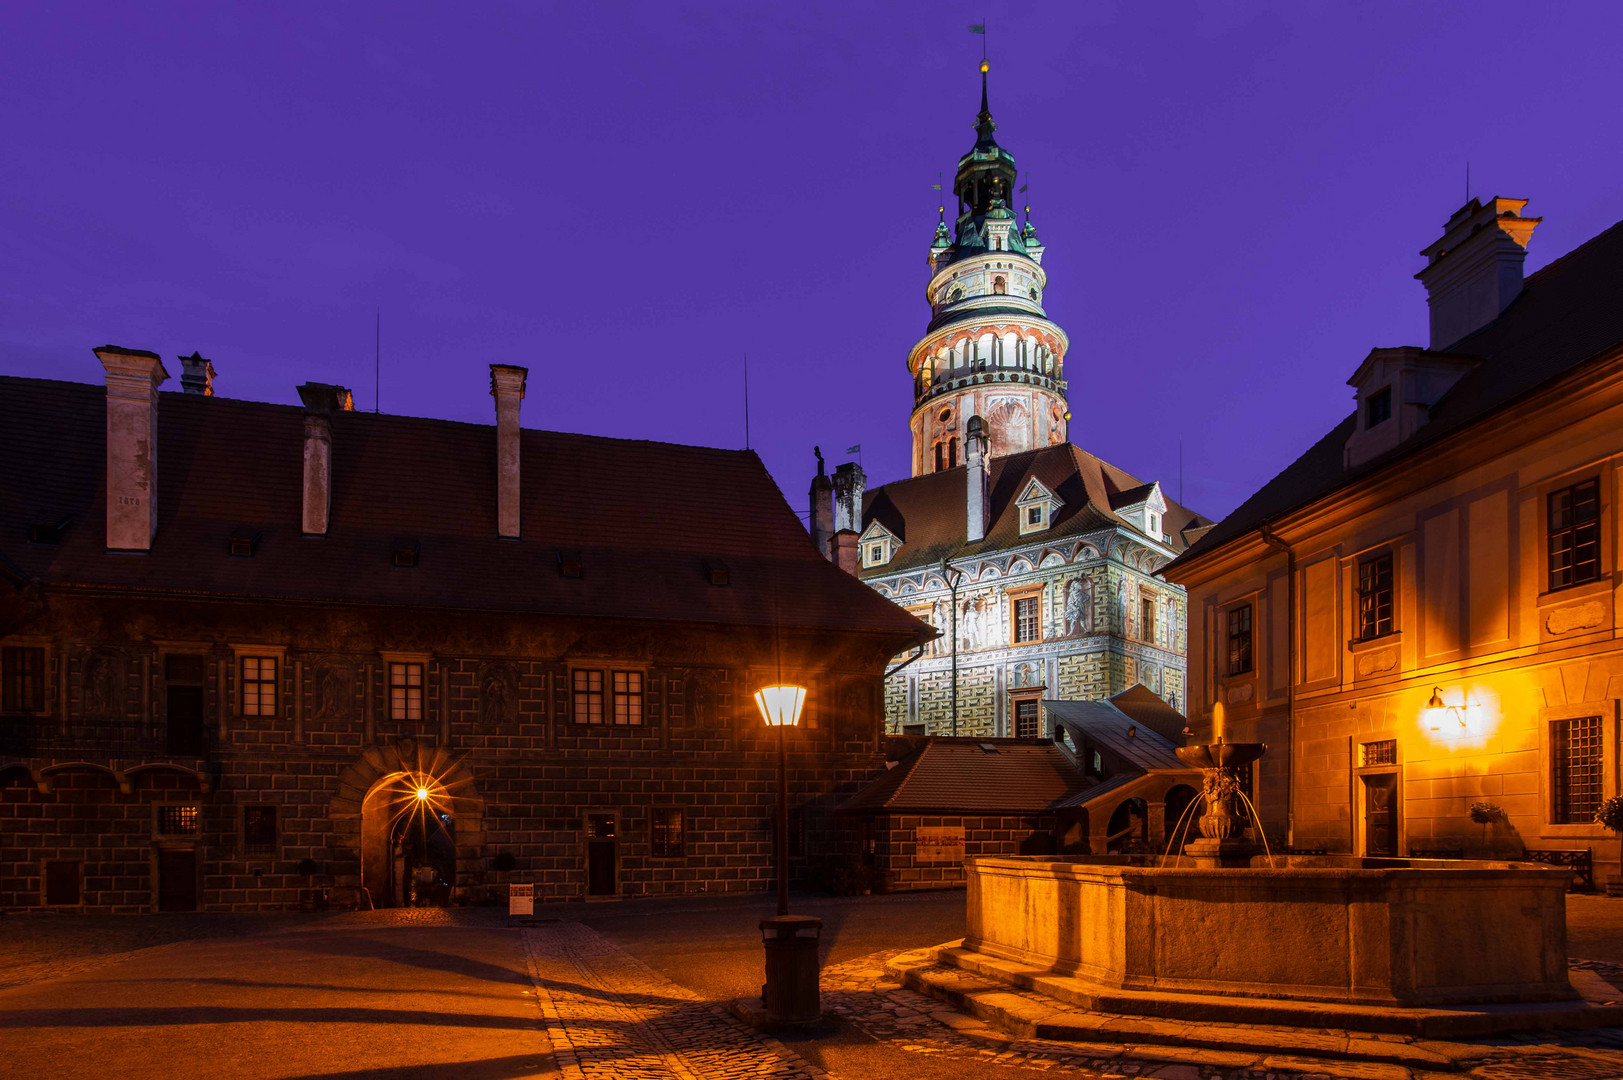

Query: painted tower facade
[[910, 60, 1069, 478]]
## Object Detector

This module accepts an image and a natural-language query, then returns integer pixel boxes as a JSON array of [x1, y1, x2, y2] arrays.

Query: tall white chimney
[[490, 364, 528, 539], [833, 461, 866, 535], [178, 352, 216, 395], [1416, 197, 1540, 349], [965, 415, 991, 543], [96, 345, 168, 552], [296, 383, 354, 536]]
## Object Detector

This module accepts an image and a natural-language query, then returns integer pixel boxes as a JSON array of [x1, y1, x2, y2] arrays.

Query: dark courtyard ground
[[3, 891, 1623, 1079]]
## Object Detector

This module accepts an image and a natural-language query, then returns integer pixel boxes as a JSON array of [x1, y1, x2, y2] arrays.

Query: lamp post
[[750, 683, 821, 1025], [941, 558, 965, 736]]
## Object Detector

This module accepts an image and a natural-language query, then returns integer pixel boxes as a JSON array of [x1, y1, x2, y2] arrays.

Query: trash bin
[[759, 914, 822, 1022]]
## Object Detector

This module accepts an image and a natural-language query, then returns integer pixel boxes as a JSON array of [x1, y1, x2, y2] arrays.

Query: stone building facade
[[812, 64, 1211, 737], [1166, 198, 1623, 879], [0, 353, 924, 912]]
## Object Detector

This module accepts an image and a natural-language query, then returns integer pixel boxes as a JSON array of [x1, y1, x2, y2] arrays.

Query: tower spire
[[974, 59, 996, 149]]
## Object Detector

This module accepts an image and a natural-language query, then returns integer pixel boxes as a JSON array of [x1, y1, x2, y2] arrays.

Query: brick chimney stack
[[178, 352, 216, 395], [96, 345, 169, 552], [489, 364, 528, 539], [965, 415, 991, 543], [1417, 197, 1541, 349], [833, 529, 861, 576], [832, 461, 866, 535], [296, 383, 355, 536], [808, 449, 834, 560]]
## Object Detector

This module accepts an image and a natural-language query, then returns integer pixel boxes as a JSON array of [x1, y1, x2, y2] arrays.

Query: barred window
[[1361, 739, 1397, 767], [2, 646, 45, 713], [389, 662, 423, 721], [1548, 479, 1601, 592], [1014, 700, 1041, 738], [1357, 554, 1394, 640], [1551, 715, 1603, 824], [1226, 604, 1253, 676], [1013, 596, 1039, 644], [613, 671, 643, 726], [651, 808, 684, 858], [244, 805, 277, 855], [157, 805, 199, 836], [573, 669, 604, 724], [241, 656, 277, 717]]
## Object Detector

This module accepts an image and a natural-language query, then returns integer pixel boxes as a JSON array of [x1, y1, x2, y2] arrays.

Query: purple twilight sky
[[5, 2, 1622, 523]]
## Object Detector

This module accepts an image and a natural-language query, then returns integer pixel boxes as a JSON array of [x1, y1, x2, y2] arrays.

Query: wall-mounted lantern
[[1424, 687, 1482, 733]]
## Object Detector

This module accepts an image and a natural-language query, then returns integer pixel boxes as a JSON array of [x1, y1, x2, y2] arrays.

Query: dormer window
[[1015, 477, 1064, 536], [1027, 507, 1042, 527], [1365, 386, 1391, 428], [859, 521, 899, 569]]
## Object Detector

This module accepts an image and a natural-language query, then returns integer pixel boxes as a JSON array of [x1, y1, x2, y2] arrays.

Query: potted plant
[[1468, 802, 1502, 855], [1595, 796, 1623, 895]]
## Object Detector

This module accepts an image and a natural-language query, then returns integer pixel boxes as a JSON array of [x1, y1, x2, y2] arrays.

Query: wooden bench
[[1522, 848, 1595, 892]]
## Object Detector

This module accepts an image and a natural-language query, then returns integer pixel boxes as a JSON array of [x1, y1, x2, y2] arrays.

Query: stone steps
[[886, 943, 1623, 1073]]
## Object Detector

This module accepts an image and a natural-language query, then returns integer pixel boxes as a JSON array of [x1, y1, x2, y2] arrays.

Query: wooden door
[[1363, 774, 1399, 857], [158, 849, 198, 912], [586, 815, 616, 896]]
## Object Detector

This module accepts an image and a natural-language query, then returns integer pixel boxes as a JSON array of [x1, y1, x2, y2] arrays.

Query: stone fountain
[[1171, 737, 1267, 868]]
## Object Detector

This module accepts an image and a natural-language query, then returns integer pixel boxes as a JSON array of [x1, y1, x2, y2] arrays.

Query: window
[[1027, 507, 1042, 526], [903, 723, 927, 736], [1013, 596, 1040, 644], [1226, 604, 1253, 676], [613, 671, 644, 725], [389, 662, 423, 721], [1361, 739, 1397, 767], [157, 805, 199, 836], [1365, 386, 1391, 429], [44, 860, 80, 906], [1551, 715, 1603, 823], [1357, 554, 1394, 640], [1548, 479, 1601, 592], [1014, 700, 1040, 738], [651, 808, 684, 858], [947, 438, 958, 468], [1147, 512, 1160, 538], [573, 669, 604, 724], [240, 656, 277, 717], [244, 805, 277, 856], [2, 646, 45, 713], [1141, 597, 1156, 643]]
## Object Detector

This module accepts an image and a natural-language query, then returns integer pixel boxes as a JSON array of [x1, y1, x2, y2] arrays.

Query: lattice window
[[1014, 596, 1040, 644], [1, 646, 44, 713], [240, 656, 277, 717], [650, 808, 684, 858], [1361, 739, 1397, 767], [1015, 700, 1041, 738], [157, 805, 199, 836], [1226, 604, 1253, 676], [1551, 715, 1603, 824], [244, 805, 277, 855], [1549, 479, 1601, 591], [612, 671, 643, 726], [1358, 554, 1394, 640], [573, 669, 604, 724], [389, 662, 423, 721]]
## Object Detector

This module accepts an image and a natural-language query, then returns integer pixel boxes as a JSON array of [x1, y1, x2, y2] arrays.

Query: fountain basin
[[965, 854, 1575, 1007]]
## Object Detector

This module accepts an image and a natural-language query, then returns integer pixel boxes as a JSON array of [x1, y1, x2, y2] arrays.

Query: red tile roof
[[0, 377, 929, 640], [859, 443, 1211, 577]]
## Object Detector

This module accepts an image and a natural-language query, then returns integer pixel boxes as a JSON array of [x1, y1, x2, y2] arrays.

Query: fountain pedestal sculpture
[[1172, 739, 1268, 868]]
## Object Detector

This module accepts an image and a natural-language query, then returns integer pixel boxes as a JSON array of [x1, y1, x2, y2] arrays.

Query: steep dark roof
[[1044, 698, 1187, 773], [840, 737, 1088, 814], [1174, 217, 1623, 567], [1107, 685, 1190, 745], [0, 377, 928, 639], [860, 443, 1212, 578]]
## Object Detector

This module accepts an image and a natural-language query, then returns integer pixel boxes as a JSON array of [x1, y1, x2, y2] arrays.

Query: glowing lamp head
[[1424, 687, 1448, 730], [980, 59, 990, 74], [415, 786, 430, 802], [754, 684, 807, 728]]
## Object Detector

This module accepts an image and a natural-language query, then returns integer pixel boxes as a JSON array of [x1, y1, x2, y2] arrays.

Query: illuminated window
[[1, 646, 45, 713], [244, 805, 277, 855], [1013, 596, 1040, 644], [573, 669, 604, 724], [1357, 554, 1394, 641], [389, 662, 423, 721], [1226, 604, 1253, 676], [613, 671, 643, 725], [1361, 739, 1397, 767], [1365, 387, 1391, 429], [157, 805, 199, 836], [651, 808, 684, 858], [241, 656, 277, 717], [1014, 700, 1040, 738], [1551, 715, 1603, 824], [1548, 479, 1601, 592]]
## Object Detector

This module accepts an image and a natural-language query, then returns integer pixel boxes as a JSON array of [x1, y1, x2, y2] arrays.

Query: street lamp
[[940, 557, 965, 736], [750, 682, 821, 1026]]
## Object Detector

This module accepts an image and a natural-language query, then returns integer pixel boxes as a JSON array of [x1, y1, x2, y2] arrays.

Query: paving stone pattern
[[523, 922, 829, 1080]]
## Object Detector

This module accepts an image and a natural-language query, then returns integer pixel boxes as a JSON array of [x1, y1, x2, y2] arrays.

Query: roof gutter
[[1256, 523, 1294, 848]]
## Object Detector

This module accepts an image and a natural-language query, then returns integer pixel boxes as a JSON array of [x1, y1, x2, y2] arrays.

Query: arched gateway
[[328, 740, 484, 907]]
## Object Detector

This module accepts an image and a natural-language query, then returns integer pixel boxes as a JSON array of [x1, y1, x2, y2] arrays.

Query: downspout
[[1257, 524, 1295, 848]]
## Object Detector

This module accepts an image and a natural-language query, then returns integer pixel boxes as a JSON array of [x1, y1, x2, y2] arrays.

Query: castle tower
[[909, 61, 1070, 477]]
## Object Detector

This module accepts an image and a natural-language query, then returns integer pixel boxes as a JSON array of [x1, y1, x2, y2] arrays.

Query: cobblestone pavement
[[523, 921, 829, 1080]]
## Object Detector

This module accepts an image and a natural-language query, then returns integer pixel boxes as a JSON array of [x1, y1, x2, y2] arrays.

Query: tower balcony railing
[[915, 367, 1066, 409]]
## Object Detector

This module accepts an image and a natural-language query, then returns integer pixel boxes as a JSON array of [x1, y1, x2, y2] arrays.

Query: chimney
[[296, 383, 355, 536], [832, 461, 866, 535], [808, 448, 834, 560], [178, 351, 216, 395], [1416, 197, 1540, 349], [96, 345, 169, 551], [965, 414, 991, 542], [489, 364, 528, 539], [833, 529, 861, 576]]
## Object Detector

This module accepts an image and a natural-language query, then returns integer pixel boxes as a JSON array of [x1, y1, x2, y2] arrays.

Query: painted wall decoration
[[311, 657, 355, 721], [81, 648, 125, 719], [478, 662, 519, 726], [1063, 576, 1092, 636]]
